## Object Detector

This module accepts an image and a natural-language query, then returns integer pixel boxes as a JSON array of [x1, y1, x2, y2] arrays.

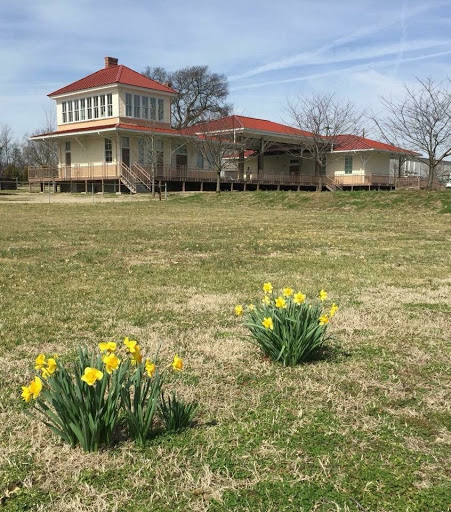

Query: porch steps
[[324, 176, 343, 191], [120, 163, 137, 194]]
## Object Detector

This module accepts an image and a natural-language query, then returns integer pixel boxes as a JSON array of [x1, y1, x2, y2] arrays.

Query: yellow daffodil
[[263, 282, 273, 294], [124, 337, 139, 353], [319, 315, 329, 325], [247, 304, 255, 312], [293, 292, 306, 305], [262, 295, 271, 305], [234, 305, 243, 316], [319, 289, 328, 302], [262, 317, 274, 330], [172, 354, 183, 371], [98, 341, 117, 353], [28, 376, 43, 399], [131, 347, 143, 365], [145, 359, 156, 377], [81, 367, 103, 386], [330, 303, 339, 317], [21, 386, 33, 403], [283, 287, 293, 297], [42, 357, 58, 379], [35, 353, 46, 370], [275, 297, 287, 309], [102, 353, 120, 374]]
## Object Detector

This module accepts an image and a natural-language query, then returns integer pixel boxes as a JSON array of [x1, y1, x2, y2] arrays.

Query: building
[[29, 57, 417, 193]]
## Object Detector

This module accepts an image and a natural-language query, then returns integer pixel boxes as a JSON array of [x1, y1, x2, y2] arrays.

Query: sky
[[1, 0, 451, 140]]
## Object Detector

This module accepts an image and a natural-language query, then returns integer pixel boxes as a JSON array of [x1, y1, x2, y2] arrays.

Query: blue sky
[[1, 0, 451, 139]]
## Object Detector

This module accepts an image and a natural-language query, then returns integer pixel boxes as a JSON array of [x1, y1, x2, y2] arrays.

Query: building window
[[150, 98, 156, 120], [197, 152, 204, 169], [80, 99, 86, 120], [344, 156, 353, 174], [62, 102, 67, 123], [125, 93, 132, 116], [93, 96, 99, 118], [65, 141, 71, 165], [67, 101, 73, 122], [100, 95, 106, 117], [158, 99, 164, 121], [74, 99, 79, 121], [134, 95, 141, 118], [87, 97, 92, 119], [107, 94, 113, 116], [105, 138, 113, 163], [142, 96, 149, 119], [156, 140, 163, 167]]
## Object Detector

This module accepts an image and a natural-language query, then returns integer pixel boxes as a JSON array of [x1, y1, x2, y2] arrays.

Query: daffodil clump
[[21, 338, 190, 451], [235, 283, 339, 366]]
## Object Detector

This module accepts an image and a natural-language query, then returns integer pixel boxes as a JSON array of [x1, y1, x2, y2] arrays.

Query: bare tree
[[23, 109, 59, 168], [0, 124, 14, 178], [143, 65, 232, 129], [286, 93, 363, 181], [182, 117, 243, 193], [373, 78, 451, 189]]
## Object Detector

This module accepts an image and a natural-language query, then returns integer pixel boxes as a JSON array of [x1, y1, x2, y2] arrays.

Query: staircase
[[120, 163, 138, 193], [133, 163, 153, 193], [323, 175, 343, 191]]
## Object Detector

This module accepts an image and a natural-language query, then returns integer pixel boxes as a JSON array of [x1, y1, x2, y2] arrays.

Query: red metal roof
[[48, 65, 177, 97], [332, 134, 415, 154], [188, 115, 315, 138]]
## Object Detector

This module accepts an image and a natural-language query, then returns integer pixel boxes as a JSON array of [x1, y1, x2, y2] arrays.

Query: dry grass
[[0, 190, 450, 511]]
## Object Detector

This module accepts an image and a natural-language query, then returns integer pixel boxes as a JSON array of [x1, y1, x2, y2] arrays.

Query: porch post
[[258, 138, 265, 175], [238, 149, 244, 179]]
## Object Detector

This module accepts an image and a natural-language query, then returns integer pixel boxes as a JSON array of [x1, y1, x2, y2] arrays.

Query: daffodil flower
[[81, 367, 103, 386], [262, 317, 274, 330], [145, 359, 156, 377], [262, 295, 271, 305], [98, 341, 117, 353], [319, 315, 329, 325], [234, 305, 243, 316], [263, 282, 273, 294], [283, 287, 293, 297], [319, 290, 328, 302], [275, 297, 287, 309], [124, 337, 139, 353], [247, 304, 255, 312], [293, 292, 306, 305], [172, 354, 183, 371], [102, 353, 120, 374], [35, 354, 46, 371]]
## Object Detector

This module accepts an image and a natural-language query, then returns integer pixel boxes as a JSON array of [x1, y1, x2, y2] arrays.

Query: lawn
[[0, 190, 450, 511]]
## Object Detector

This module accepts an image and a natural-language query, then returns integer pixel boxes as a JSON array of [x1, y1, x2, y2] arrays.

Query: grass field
[[0, 190, 450, 511]]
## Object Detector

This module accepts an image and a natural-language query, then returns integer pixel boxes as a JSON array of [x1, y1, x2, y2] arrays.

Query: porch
[[28, 163, 404, 192]]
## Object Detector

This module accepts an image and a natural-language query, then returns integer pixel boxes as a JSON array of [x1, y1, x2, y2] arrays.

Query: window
[[65, 141, 71, 165], [125, 94, 132, 116], [67, 101, 73, 122], [105, 138, 113, 163], [74, 99, 79, 121], [62, 102, 67, 123], [80, 99, 86, 120], [100, 95, 106, 117], [134, 95, 141, 118], [93, 96, 99, 118], [150, 98, 156, 120], [156, 140, 163, 167], [107, 94, 113, 116], [142, 96, 149, 119], [197, 152, 204, 169], [87, 97, 92, 119], [158, 99, 164, 121], [344, 156, 353, 174]]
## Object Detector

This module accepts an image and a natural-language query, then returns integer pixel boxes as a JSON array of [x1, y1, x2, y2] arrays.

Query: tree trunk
[[427, 159, 435, 189], [216, 170, 221, 193]]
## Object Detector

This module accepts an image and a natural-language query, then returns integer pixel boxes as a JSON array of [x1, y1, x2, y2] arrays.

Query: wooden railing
[[32, 162, 446, 190], [119, 163, 137, 194], [133, 163, 153, 191]]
